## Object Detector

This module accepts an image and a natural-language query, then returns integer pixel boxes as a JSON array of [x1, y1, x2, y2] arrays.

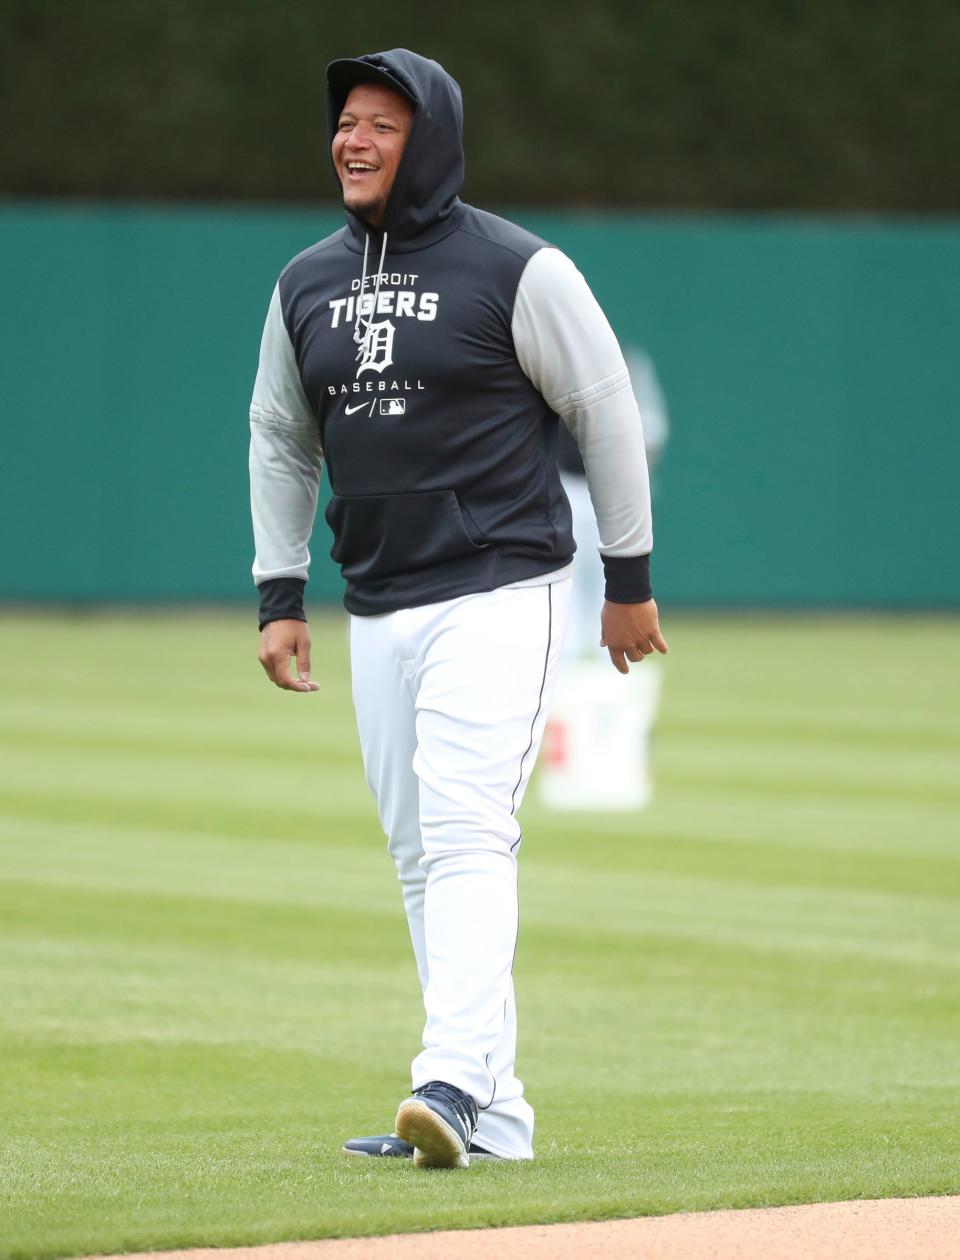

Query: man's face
[[332, 83, 414, 227]]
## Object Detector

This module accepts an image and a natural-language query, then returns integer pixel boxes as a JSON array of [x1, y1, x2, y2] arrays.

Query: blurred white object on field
[[539, 659, 662, 811]]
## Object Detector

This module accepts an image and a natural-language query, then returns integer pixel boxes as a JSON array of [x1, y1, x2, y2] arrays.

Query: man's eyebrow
[[338, 110, 404, 122]]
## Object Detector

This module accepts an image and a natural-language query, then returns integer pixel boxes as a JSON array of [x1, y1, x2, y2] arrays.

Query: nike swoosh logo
[[345, 401, 370, 415]]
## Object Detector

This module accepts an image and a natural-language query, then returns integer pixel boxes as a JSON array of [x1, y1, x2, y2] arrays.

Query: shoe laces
[[413, 1080, 478, 1132]]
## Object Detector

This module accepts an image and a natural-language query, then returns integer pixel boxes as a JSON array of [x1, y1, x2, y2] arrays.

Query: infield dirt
[[84, 1196, 960, 1260]]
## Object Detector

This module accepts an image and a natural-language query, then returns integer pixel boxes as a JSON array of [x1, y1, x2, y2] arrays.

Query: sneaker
[[394, 1080, 479, 1169], [342, 1133, 415, 1158], [342, 1132, 500, 1160]]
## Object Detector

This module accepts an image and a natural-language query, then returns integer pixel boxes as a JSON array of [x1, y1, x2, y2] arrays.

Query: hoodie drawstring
[[352, 234, 369, 349], [353, 231, 389, 363]]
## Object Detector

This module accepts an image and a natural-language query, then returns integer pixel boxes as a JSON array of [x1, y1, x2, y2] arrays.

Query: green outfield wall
[[2, 202, 957, 608]]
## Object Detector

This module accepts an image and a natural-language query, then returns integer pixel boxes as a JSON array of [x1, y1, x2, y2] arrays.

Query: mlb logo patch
[[380, 398, 406, 416]]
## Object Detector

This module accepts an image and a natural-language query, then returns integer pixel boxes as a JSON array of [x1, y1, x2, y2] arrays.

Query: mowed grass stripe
[[0, 751, 367, 813], [5, 788, 960, 860], [0, 793, 366, 843], [4, 867, 956, 975], [7, 791, 957, 902], [0, 612, 958, 1259]]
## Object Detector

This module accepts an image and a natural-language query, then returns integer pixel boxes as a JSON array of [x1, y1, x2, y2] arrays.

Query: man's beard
[[345, 193, 386, 227]]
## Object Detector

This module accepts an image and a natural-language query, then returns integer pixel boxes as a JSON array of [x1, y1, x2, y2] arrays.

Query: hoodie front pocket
[[325, 490, 488, 582]]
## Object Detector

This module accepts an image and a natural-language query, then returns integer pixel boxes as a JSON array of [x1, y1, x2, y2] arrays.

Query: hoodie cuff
[[258, 577, 307, 630], [601, 554, 652, 604]]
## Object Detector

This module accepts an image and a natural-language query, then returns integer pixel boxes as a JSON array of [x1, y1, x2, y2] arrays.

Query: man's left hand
[[600, 599, 668, 674]]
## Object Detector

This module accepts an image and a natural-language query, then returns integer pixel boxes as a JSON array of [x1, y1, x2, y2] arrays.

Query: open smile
[[345, 161, 380, 180]]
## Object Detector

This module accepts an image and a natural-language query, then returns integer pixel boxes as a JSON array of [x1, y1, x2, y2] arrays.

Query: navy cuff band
[[601, 553, 652, 604], [258, 577, 307, 630]]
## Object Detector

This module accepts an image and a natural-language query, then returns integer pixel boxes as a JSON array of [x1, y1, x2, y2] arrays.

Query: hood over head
[[326, 48, 465, 249]]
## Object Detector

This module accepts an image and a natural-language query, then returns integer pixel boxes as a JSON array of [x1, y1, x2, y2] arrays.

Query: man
[[249, 48, 667, 1169]]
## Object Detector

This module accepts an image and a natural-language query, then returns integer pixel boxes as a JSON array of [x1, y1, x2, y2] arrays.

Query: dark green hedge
[[2, 0, 959, 210]]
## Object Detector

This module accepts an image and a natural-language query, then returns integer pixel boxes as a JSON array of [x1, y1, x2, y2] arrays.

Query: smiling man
[[334, 83, 413, 227], [249, 49, 666, 1169]]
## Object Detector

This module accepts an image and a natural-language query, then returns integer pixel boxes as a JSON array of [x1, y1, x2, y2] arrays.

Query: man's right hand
[[258, 619, 319, 692]]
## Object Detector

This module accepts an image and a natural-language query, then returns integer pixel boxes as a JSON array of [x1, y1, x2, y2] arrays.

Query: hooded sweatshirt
[[250, 49, 653, 622]]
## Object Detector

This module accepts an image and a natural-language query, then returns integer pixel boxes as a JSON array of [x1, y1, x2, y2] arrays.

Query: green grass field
[[1, 612, 958, 1260]]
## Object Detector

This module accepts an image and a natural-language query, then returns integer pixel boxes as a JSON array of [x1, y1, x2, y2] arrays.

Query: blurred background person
[[559, 347, 671, 661], [540, 348, 671, 811]]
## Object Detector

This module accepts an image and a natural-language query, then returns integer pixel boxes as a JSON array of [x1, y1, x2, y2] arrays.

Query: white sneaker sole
[[395, 1098, 469, 1169]]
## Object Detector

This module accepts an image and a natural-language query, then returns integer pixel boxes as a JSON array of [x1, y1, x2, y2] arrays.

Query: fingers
[[259, 648, 299, 690], [269, 658, 317, 691], [296, 645, 313, 685], [609, 634, 664, 671], [608, 646, 629, 675], [599, 599, 669, 672], [611, 643, 649, 671], [258, 624, 319, 693], [285, 670, 319, 692], [628, 636, 668, 660], [292, 630, 319, 690]]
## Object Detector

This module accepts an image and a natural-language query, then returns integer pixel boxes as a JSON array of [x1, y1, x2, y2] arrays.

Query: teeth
[[348, 162, 377, 172]]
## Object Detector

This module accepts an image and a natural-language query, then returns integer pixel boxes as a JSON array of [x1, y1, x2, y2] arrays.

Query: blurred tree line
[[2, 0, 958, 211]]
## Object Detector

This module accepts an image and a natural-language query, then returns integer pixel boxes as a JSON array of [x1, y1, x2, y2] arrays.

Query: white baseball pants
[[350, 575, 571, 1159]]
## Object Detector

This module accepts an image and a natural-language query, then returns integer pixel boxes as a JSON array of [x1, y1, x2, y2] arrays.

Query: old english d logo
[[356, 320, 396, 376]]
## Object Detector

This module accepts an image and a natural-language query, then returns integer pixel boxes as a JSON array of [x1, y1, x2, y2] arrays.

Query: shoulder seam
[[454, 222, 546, 265], [511, 248, 541, 328], [510, 244, 570, 331]]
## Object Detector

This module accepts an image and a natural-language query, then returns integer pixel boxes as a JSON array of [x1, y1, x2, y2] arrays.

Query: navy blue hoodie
[[259, 49, 574, 618], [252, 49, 653, 624]]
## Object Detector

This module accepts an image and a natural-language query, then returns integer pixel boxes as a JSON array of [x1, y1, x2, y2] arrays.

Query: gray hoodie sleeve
[[511, 248, 654, 602], [249, 284, 323, 622]]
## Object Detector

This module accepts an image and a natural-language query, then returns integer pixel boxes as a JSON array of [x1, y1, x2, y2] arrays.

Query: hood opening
[[326, 48, 465, 248]]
